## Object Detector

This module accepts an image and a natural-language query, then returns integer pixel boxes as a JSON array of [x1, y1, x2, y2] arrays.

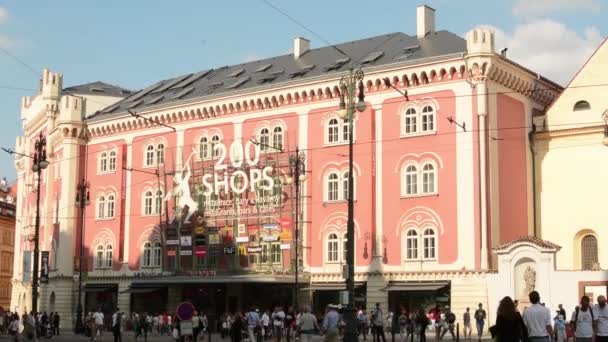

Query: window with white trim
[[421, 106, 435, 132], [327, 233, 339, 262], [95, 244, 113, 269], [272, 126, 283, 151], [581, 234, 598, 270], [142, 241, 162, 268], [402, 162, 437, 197], [328, 118, 339, 143], [271, 242, 281, 263], [259, 128, 270, 152], [406, 230, 418, 260], [106, 194, 115, 218], [342, 172, 350, 200], [156, 143, 165, 165], [145, 145, 155, 166], [108, 151, 117, 171], [422, 228, 436, 259], [97, 196, 106, 219], [143, 191, 153, 215], [326, 116, 353, 144], [211, 134, 221, 159], [199, 136, 210, 160], [104, 245, 113, 268], [154, 190, 163, 215], [342, 118, 350, 141], [96, 245, 104, 269], [327, 173, 339, 201], [99, 152, 108, 173], [342, 234, 348, 262], [402, 104, 437, 136]]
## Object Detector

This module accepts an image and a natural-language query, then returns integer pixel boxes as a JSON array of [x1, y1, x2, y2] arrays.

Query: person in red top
[[429, 305, 442, 341]]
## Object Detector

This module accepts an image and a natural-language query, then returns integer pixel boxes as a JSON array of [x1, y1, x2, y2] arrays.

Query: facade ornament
[[523, 265, 536, 295], [165, 150, 198, 223]]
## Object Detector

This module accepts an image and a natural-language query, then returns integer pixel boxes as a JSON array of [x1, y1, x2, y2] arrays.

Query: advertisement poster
[[279, 217, 292, 229], [195, 247, 207, 257], [22, 251, 31, 282], [180, 236, 192, 246], [40, 251, 50, 284], [209, 233, 220, 245], [220, 226, 234, 245]]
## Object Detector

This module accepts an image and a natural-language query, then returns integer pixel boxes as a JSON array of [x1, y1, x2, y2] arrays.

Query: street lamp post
[[31, 132, 49, 315], [287, 148, 306, 311], [337, 68, 366, 342], [75, 179, 90, 333]]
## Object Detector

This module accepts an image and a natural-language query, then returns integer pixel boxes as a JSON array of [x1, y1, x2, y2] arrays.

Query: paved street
[[0, 332, 493, 342]]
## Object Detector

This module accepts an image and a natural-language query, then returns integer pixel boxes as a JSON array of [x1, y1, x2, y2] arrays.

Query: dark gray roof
[[90, 30, 465, 120], [63, 81, 133, 97]]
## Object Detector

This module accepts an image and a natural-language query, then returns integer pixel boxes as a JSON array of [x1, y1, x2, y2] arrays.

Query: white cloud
[[489, 19, 603, 85], [0, 7, 7, 24], [512, 0, 600, 17]]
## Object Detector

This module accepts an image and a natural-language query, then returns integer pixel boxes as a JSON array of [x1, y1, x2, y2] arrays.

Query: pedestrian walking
[[595, 295, 608, 342], [111, 308, 122, 342], [553, 313, 567, 342], [322, 305, 340, 342], [429, 304, 442, 341], [298, 305, 319, 342], [271, 306, 285, 342], [93, 308, 105, 341], [371, 303, 386, 342], [8, 314, 20, 342], [397, 309, 407, 341], [415, 308, 430, 342], [522, 291, 553, 342], [463, 307, 472, 339], [440, 306, 456, 340], [474, 303, 486, 341], [357, 309, 369, 341], [230, 313, 245, 342], [570, 295, 595, 342], [491, 296, 527, 342], [246, 307, 262, 342]]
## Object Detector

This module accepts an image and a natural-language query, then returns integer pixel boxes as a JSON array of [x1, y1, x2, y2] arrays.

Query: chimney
[[294, 37, 310, 59], [416, 5, 436, 38]]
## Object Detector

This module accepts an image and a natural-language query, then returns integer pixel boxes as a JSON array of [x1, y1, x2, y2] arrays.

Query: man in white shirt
[[93, 309, 105, 340], [571, 296, 595, 342], [594, 295, 608, 342], [271, 306, 285, 342], [522, 291, 553, 341]]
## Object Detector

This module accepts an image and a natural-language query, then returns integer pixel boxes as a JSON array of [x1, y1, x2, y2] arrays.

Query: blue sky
[[0, 0, 606, 180]]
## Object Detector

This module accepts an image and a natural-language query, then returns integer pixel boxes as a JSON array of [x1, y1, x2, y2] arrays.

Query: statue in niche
[[523, 266, 536, 295]]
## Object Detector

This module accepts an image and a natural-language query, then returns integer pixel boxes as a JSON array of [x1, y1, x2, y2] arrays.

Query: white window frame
[[104, 245, 113, 268], [145, 144, 155, 167], [106, 194, 115, 218], [142, 242, 152, 268], [156, 143, 165, 166], [405, 229, 419, 260], [271, 242, 282, 264], [259, 128, 271, 153], [402, 161, 438, 197], [108, 150, 117, 172], [325, 115, 355, 146], [327, 233, 339, 262], [97, 195, 106, 219], [272, 126, 283, 151], [95, 245, 104, 269], [154, 190, 163, 215], [327, 118, 339, 144], [401, 104, 437, 137], [98, 152, 108, 173], [199, 136, 210, 160], [326, 172, 340, 202], [422, 228, 437, 260], [143, 190, 154, 216], [211, 134, 221, 159]]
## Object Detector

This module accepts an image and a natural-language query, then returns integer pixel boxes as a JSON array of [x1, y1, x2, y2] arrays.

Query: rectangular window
[[261, 244, 269, 263], [407, 238, 418, 259], [271, 243, 281, 263], [422, 114, 434, 132], [405, 116, 417, 134], [342, 119, 350, 142]]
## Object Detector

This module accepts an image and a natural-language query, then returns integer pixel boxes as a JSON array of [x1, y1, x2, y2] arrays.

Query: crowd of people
[[1, 292, 607, 342]]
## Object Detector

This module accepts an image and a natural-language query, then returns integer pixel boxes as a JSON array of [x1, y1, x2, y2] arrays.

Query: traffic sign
[[176, 302, 195, 321]]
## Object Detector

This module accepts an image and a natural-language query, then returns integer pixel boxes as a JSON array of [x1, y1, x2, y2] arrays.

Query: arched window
[[404, 165, 418, 195], [143, 191, 153, 215], [106, 194, 115, 218], [581, 235, 598, 270], [328, 118, 339, 143], [573, 100, 591, 111], [422, 228, 436, 259], [199, 136, 210, 160], [406, 230, 418, 260], [156, 143, 165, 165], [152, 242, 162, 267], [327, 173, 339, 201], [104, 245, 113, 268], [97, 196, 106, 219], [108, 151, 117, 171], [154, 190, 163, 215], [143, 242, 152, 268], [404, 108, 417, 134], [272, 126, 283, 151], [342, 172, 350, 200], [327, 233, 339, 262], [422, 163, 436, 194], [342, 118, 350, 142], [421, 105, 435, 132], [96, 245, 104, 268], [259, 128, 270, 152], [99, 152, 108, 172], [145, 145, 155, 166], [211, 134, 221, 158]]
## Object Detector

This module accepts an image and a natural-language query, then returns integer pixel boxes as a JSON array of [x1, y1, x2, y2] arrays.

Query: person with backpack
[[570, 296, 596, 342], [371, 303, 387, 342], [440, 306, 456, 340]]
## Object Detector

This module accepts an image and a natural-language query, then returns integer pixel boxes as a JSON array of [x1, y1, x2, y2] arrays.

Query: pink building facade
[[11, 6, 561, 327]]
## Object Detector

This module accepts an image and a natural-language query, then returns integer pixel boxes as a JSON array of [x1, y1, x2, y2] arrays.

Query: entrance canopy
[[382, 280, 449, 291], [120, 284, 167, 294], [301, 282, 365, 291], [129, 274, 304, 285]]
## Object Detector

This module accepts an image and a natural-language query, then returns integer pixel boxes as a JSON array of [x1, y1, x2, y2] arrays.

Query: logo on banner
[[220, 227, 234, 244], [180, 236, 192, 246], [223, 246, 236, 255], [195, 226, 205, 235], [279, 217, 292, 229], [280, 244, 291, 250], [263, 235, 279, 242], [263, 223, 279, 230], [247, 246, 263, 253], [166, 240, 179, 246], [280, 229, 292, 241], [181, 250, 193, 256], [235, 236, 249, 243], [238, 245, 247, 255], [195, 247, 207, 257], [167, 250, 177, 257], [40, 251, 49, 284], [238, 224, 246, 235]]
